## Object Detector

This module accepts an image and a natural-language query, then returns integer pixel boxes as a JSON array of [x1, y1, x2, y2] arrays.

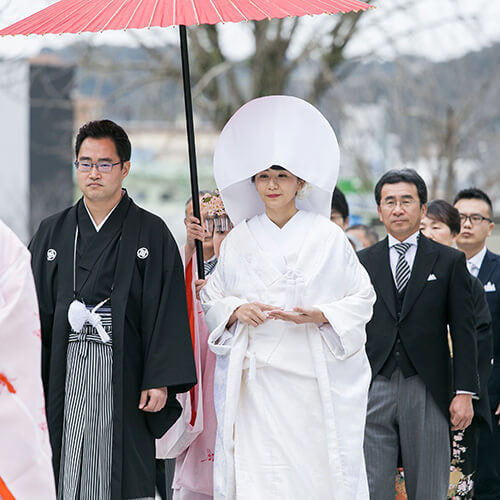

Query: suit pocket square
[[484, 281, 496, 292], [427, 274, 437, 281]]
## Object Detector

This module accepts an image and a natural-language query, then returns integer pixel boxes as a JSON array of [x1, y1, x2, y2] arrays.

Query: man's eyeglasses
[[74, 160, 121, 173], [381, 198, 416, 210], [459, 213, 492, 225]]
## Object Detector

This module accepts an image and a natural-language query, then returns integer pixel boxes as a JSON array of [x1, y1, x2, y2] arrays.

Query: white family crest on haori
[[137, 247, 149, 259], [213, 95, 340, 224], [46, 248, 57, 261]]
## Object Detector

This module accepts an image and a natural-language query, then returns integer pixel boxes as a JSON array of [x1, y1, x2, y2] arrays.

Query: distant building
[[0, 59, 74, 242]]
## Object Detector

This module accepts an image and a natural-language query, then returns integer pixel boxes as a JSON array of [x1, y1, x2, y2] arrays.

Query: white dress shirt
[[466, 246, 487, 278], [388, 231, 419, 283]]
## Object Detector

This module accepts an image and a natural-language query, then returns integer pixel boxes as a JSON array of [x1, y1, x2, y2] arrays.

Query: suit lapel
[[400, 234, 438, 321], [372, 237, 397, 320], [477, 250, 497, 285]]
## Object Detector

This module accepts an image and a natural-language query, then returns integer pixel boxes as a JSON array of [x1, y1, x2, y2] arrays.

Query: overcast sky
[[0, 0, 499, 62]]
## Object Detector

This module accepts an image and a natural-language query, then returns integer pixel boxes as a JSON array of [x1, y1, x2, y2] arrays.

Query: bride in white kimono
[[200, 96, 376, 500]]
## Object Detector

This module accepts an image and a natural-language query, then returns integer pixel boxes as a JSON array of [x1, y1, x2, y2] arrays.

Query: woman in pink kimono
[[157, 192, 232, 500], [0, 219, 56, 500], [200, 96, 376, 500]]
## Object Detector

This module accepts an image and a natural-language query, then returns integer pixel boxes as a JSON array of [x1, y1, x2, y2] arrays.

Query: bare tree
[[381, 52, 500, 199]]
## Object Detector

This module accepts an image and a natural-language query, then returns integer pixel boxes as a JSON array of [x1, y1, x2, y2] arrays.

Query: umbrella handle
[[180, 25, 205, 280]]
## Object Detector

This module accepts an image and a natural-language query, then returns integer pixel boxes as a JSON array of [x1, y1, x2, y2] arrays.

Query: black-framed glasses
[[74, 160, 121, 173], [459, 213, 492, 225]]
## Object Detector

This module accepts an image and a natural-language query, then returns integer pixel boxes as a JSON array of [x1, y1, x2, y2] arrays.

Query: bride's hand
[[228, 302, 277, 327], [267, 307, 327, 325]]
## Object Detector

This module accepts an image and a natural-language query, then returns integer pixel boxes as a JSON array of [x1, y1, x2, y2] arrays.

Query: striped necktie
[[394, 242, 412, 292]]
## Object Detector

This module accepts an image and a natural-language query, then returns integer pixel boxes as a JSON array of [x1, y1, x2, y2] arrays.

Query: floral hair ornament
[[201, 190, 233, 233]]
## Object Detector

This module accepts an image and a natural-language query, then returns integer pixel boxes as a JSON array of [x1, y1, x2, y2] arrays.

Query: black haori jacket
[[29, 192, 196, 499]]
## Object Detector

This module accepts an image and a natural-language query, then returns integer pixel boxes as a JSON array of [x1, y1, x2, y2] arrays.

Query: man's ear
[[122, 161, 131, 180]]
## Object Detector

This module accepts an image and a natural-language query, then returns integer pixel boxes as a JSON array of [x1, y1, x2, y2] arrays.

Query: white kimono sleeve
[[200, 239, 246, 356], [314, 239, 376, 360]]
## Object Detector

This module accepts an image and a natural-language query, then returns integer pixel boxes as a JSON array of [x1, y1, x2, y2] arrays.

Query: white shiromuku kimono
[[200, 210, 376, 500]]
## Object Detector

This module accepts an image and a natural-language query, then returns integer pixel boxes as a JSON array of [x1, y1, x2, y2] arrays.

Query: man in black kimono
[[29, 120, 196, 500]]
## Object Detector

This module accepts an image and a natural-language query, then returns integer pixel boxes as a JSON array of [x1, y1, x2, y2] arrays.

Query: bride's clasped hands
[[227, 302, 327, 327]]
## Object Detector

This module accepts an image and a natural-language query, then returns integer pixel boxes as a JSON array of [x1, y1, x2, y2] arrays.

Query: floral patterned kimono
[[0, 220, 56, 499]]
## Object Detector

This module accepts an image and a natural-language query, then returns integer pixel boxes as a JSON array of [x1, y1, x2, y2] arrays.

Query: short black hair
[[426, 200, 461, 235], [251, 165, 286, 183], [331, 187, 349, 220], [374, 168, 427, 206], [75, 119, 131, 164], [347, 224, 379, 245], [453, 187, 493, 218]]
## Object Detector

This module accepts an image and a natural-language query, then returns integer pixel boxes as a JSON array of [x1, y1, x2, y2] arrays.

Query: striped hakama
[[58, 305, 113, 500]]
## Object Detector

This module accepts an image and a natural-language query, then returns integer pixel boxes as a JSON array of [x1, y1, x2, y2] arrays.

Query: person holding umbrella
[[199, 96, 376, 499]]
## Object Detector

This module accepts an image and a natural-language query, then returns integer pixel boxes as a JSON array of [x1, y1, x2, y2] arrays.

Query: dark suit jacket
[[471, 277, 493, 429], [477, 249, 500, 409], [358, 234, 479, 418]]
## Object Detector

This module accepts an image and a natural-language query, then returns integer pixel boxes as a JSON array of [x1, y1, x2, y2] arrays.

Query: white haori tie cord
[[68, 297, 111, 343], [67, 225, 111, 343]]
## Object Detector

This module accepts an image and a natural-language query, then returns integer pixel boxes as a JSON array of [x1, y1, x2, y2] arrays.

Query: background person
[[420, 199, 493, 499], [158, 190, 233, 500], [454, 188, 500, 500], [330, 186, 350, 229], [359, 169, 478, 500], [346, 223, 380, 249], [0, 219, 56, 500]]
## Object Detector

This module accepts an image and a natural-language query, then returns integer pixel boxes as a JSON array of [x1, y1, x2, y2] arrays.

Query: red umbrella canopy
[[0, 0, 372, 36]]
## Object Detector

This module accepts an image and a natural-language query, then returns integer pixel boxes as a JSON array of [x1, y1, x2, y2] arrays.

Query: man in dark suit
[[454, 188, 500, 500], [359, 169, 478, 500]]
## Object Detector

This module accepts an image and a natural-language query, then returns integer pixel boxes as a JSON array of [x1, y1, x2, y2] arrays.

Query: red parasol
[[0, 0, 372, 277]]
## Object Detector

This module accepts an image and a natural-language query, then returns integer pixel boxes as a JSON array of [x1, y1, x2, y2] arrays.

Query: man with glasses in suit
[[359, 169, 478, 500], [454, 188, 500, 500]]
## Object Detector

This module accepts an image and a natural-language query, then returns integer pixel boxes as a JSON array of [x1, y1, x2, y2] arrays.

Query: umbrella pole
[[180, 24, 205, 279]]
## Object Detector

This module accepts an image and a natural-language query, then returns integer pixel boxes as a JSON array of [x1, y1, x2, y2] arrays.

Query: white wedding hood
[[213, 95, 340, 225]]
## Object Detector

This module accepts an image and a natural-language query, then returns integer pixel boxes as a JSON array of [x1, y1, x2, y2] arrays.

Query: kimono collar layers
[[213, 96, 340, 225], [247, 211, 307, 274]]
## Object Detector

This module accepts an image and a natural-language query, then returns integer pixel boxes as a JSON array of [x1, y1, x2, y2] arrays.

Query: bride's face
[[254, 168, 304, 210]]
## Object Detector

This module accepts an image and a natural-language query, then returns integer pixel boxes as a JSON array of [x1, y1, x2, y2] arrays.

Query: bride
[[200, 96, 376, 500]]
